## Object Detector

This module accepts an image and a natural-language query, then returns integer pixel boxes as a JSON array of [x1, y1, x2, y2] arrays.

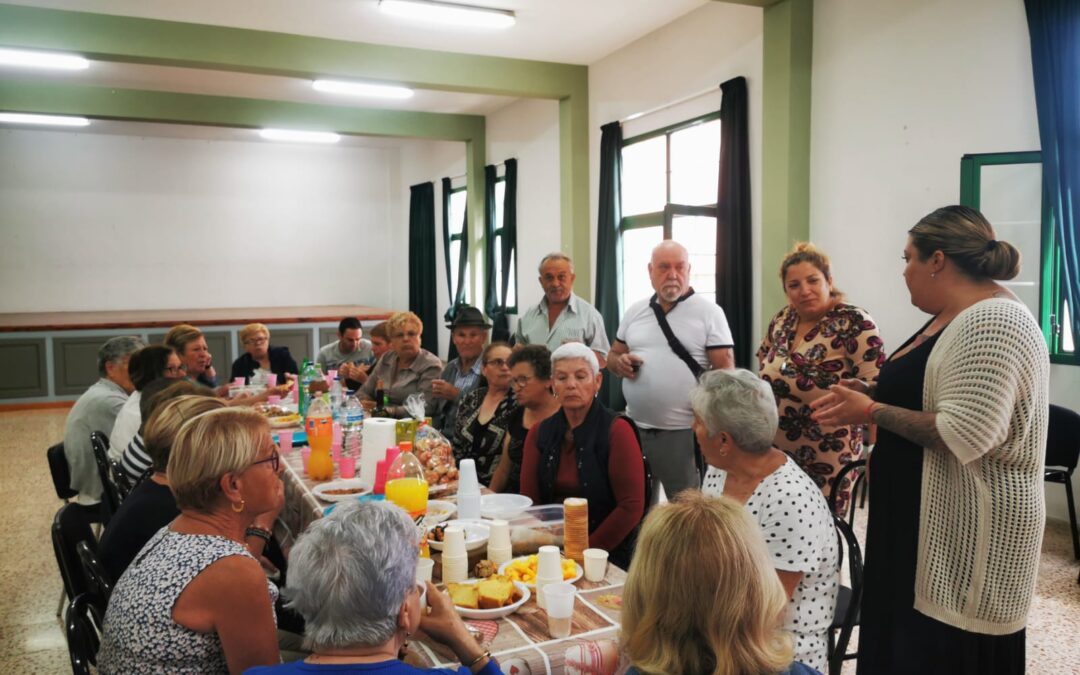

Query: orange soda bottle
[[305, 396, 335, 481]]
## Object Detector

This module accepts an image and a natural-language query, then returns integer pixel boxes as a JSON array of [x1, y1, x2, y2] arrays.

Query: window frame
[[490, 173, 518, 314], [443, 183, 470, 305], [959, 150, 1077, 365]]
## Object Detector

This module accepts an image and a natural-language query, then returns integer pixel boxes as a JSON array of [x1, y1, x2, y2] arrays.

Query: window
[[445, 184, 470, 304], [620, 112, 721, 309], [960, 151, 1076, 364], [490, 174, 517, 312]]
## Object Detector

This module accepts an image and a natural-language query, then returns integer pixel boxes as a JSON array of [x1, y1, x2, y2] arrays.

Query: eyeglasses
[[244, 337, 269, 346], [511, 375, 535, 388], [250, 448, 280, 472], [485, 358, 509, 368], [163, 364, 187, 376]]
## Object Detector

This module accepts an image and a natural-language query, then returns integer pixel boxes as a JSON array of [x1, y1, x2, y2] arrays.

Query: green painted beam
[[760, 0, 812, 329], [0, 4, 586, 99], [561, 80, 592, 300], [0, 80, 485, 140]]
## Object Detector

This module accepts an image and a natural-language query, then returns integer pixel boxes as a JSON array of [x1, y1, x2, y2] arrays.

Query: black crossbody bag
[[649, 297, 705, 380]]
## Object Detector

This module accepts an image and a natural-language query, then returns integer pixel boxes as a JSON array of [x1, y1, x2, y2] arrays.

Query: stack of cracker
[[563, 497, 589, 564]]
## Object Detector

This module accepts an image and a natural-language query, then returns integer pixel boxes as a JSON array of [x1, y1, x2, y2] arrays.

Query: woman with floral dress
[[758, 243, 886, 513]]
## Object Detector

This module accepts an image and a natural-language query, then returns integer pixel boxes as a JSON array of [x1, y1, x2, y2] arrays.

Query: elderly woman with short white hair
[[693, 368, 838, 672], [245, 500, 502, 675], [519, 342, 647, 568]]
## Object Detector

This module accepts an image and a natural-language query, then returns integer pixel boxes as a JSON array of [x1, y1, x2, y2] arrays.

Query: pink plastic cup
[[291, 387, 299, 404], [278, 430, 294, 454], [233, 377, 245, 387], [301, 447, 312, 475], [266, 373, 277, 387], [339, 456, 356, 479], [332, 422, 343, 444], [374, 460, 389, 495], [328, 369, 338, 382], [267, 395, 281, 406], [331, 441, 342, 461], [385, 447, 401, 466]]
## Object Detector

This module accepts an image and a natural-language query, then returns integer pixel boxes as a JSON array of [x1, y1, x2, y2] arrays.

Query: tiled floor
[[2, 408, 1078, 674]]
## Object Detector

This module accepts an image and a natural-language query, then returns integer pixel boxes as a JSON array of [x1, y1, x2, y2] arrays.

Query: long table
[[276, 450, 629, 675]]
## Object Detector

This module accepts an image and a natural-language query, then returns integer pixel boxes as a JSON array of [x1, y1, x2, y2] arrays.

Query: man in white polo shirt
[[607, 240, 734, 499]]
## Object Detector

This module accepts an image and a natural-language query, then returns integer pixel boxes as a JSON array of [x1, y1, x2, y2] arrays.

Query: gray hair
[[689, 369, 778, 455], [538, 252, 574, 274], [97, 336, 145, 376], [284, 501, 419, 651], [551, 342, 599, 376]]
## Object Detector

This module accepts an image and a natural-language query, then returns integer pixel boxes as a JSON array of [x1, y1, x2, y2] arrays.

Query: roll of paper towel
[[362, 418, 398, 486]]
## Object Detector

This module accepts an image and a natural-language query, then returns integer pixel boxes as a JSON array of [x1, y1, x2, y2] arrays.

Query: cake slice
[[477, 575, 514, 609], [447, 583, 479, 609]]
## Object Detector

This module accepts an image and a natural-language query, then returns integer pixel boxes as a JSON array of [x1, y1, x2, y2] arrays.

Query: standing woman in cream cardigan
[[812, 205, 1049, 675]]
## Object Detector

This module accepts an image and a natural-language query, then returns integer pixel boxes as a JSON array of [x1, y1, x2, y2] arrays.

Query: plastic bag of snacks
[[404, 394, 459, 490]]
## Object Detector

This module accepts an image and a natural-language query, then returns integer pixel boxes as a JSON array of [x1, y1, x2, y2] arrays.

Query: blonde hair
[[780, 242, 844, 301], [239, 323, 270, 345], [168, 407, 268, 511], [144, 395, 226, 473], [387, 311, 423, 338], [165, 324, 204, 355], [621, 492, 794, 675], [909, 205, 1021, 280]]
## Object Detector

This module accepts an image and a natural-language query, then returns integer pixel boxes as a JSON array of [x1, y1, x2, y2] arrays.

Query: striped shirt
[[121, 433, 153, 478]]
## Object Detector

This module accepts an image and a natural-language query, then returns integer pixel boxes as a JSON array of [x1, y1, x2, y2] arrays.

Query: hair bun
[[978, 239, 1021, 280]]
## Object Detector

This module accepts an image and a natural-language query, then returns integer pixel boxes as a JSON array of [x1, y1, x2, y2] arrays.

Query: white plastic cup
[[441, 554, 468, 583], [487, 519, 510, 549], [583, 548, 609, 582], [536, 545, 562, 580], [457, 459, 480, 494], [544, 582, 576, 638], [415, 557, 435, 583], [278, 430, 294, 454], [457, 492, 481, 521], [417, 582, 427, 611], [486, 545, 513, 566], [442, 526, 467, 558]]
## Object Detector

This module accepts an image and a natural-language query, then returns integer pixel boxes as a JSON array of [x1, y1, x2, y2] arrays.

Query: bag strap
[[649, 297, 705, 380]]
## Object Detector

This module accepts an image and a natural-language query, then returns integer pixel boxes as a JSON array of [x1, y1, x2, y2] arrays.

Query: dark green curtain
[[716, 76, 753, 368], [595, 121, 625, 411], [487, 159, 517, 342], [483, 164, 499, 332], [1026, 0, 1080, 343], [408, 182, 438, 354]]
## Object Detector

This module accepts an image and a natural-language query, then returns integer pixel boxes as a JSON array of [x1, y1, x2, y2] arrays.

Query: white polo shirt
[[615, 291, 733, 429]]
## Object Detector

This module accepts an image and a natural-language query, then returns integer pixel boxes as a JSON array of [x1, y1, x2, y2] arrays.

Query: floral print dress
[[758, 303, 885, 513]]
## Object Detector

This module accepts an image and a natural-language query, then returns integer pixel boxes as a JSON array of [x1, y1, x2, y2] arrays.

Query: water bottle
[[341, 394, 365, 459], [330, 377, 343, 421], [298, 359, 322, 416]]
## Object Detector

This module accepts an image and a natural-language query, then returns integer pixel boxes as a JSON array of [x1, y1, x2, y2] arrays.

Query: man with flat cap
[[431, 305, 491, 436]]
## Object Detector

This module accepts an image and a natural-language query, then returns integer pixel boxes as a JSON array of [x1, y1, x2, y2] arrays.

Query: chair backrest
[[76, 540, 113, 604], [1047, 404, 1080, 470], [90, 431, 121, 518], [111, 458, 136, 500], [52, 503, 96, 602], [47, 442, 78, 501], [831, 512, 864, 674], [64, 592, 105, 675], [828, 459, 867, 520]]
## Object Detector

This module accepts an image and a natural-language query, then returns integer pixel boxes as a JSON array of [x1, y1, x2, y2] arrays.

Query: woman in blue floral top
[[758, 243, 886, 513]]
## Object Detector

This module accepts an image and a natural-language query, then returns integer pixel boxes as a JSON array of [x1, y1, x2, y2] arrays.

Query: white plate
[[427, 519, 490, 552], [479, 493, 533, 520], [312, 479, 371, 502], [498, 556, 584, 587], [423, 500, 457, 525], [428, 482, 455, 495], [448, 579, 531, 619]]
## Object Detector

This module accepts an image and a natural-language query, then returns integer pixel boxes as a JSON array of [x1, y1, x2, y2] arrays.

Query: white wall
[[588, 1, 764, 344], [0, 127, 399, 312], [396, 97, 562, 359], [811, 0, 1080, 522]]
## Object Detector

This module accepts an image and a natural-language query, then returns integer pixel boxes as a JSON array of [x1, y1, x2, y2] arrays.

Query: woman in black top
[[453, 343, 518, 485], [490, 345, 559, 493], [230, 323, 298, 384]]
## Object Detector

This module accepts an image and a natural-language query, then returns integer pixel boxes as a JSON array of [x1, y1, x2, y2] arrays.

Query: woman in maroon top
[[520, 342, 647, 567]]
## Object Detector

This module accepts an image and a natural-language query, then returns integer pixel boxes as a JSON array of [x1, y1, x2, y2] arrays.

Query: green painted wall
[[761, 0, 812, 327]]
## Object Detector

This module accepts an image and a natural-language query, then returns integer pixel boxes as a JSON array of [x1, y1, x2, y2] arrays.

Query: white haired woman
[[693, 369, 837, 672], [98, 408, 285, 674], [245, 500, 502, 675], [519, 342, 646, 568]]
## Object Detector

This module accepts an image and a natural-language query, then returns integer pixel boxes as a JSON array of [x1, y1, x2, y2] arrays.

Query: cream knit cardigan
[[917, 298, 1049, 635]]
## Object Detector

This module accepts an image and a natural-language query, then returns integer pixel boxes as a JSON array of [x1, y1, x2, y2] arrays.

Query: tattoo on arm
[[871, 405, 947, 452]]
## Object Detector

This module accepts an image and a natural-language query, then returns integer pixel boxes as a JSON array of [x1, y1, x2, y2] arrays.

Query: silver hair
[[283, 501, 419, 651], [551, 342, 599, 376], [689, 369, 778, 455], [97, 336, 145, 376], [538, 252, 574, 274]]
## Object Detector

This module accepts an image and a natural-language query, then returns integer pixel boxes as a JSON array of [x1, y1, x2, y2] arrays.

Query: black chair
[[76, 540, 113, 604], [831, 457, 868, 525], [827, 459, 866, 675], [90, 431, 122, 521], [64, 592, 105, 675], [1046, 404, 1080, 560], [52, 504, 97, 605], [47, 442, 78, 501]]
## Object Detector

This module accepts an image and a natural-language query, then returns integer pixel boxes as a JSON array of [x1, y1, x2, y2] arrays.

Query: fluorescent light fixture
[[312, 79, 414, 99], [624, 112, 645, 122], [258, 128, 341, 144], [0, 47, 89, 70], [379, 0, 515, 29], [0, 112, 90, 127]]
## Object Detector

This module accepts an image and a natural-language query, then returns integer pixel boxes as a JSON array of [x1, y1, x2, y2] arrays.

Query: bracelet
[[245, 526, 272, 543], [864, 401, 880, 422], [465, 650, 491, 669]]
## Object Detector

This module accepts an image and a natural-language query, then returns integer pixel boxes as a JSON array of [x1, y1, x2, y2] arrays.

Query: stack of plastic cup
[[385, 446, 401, 466], [331, 441, 342, 462], [441, 526, 468, 583], [278, 430, 294, 455], [373, 460, 389, 494], [535, 545, 564, 610], [456, 459, 481, 521], [486, 519, 512, 565], [543, 582, 576, 638], [332, 422, 343, 446]]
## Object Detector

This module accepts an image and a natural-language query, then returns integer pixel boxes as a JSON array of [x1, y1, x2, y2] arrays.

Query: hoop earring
[[231, 499, 245, 513]]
